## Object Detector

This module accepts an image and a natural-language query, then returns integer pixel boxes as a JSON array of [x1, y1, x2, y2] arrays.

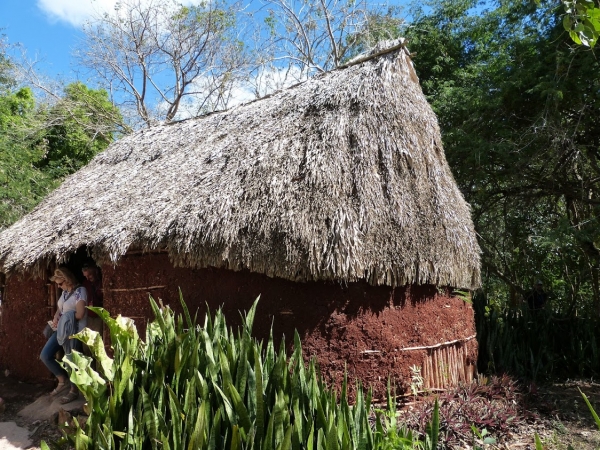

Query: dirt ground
[[532, 380, 600, 450], [0, 374, 598, 449], [0, 376, 63, 449]]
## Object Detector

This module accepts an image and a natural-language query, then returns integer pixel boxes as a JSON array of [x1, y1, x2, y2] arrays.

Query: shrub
[[474, 295, 600, 380], [51, 295, 424, 450], [400, 375, 533, 448]]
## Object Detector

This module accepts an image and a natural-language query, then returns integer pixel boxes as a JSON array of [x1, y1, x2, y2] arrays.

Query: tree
[[0, 41, 124, 227], [404, 0, 600, 314], [78, 0, 248, 127], [562, 0, 600, 47], [257, 0, 403, 80], [38, 82, 125, 178], [0, 35, 14, 89], [0, 66, 53, 227]]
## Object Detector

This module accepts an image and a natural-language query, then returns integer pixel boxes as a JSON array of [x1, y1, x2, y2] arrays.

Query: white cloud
[[37, 0, 205, 28], [37, 0, 117, 27]]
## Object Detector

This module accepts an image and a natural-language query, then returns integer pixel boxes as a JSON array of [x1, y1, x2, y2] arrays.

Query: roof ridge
[[166, 39, 410, 127]]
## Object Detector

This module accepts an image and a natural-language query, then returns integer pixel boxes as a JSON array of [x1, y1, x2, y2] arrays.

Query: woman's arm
[[52, 294, 62, 326], [74, 287, 88, 321], [75, 300, 86, 320]]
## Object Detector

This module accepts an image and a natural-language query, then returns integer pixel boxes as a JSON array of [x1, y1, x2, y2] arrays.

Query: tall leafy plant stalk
[[474, 295, 600, 380], [50, 295, 426, 449]]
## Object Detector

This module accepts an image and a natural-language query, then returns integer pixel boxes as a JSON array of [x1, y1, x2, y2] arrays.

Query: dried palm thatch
[[0, 41, 481, 288]]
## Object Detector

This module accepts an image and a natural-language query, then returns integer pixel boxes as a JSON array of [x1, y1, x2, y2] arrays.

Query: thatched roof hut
[[0, 41, 480, 289], [0, 41, 481, 395]]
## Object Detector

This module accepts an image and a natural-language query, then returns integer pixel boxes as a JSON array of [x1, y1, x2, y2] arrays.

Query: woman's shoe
[[59, 390, 79, 404], [49, 382, 67, 396]]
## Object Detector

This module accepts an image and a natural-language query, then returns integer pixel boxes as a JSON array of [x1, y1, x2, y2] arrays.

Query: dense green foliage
[[404, 0, 600, 316], [0, 81, 53, 226], [56, 297, 440, 449], [38, 82, 125, 179], [562, 0, 600, 47], [474, 296, 600, 379], [0, 47, 123, 228]]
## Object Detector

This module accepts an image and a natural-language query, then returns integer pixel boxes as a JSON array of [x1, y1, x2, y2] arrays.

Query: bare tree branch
[[258, 0, 402, 75], [77, 0, 250, 128]]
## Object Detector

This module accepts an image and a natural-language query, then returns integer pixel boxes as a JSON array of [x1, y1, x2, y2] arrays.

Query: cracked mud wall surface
[[1, 253, 477, 399]]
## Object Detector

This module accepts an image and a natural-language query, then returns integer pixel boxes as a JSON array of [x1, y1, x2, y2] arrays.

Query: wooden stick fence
[[106, 285, 167, 292], [423, 342, 474, 388], [400, 335, 476, 389]]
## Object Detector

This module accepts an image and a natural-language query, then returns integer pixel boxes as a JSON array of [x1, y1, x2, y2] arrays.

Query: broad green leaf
[[254, 347, 265, 444], [73, 326, 114, 380]]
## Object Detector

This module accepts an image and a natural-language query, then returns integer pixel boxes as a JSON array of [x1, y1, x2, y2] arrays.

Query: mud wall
[[0, 274, 51, 381], [102, 253, 477, 399], [0, 252, 477, 399]]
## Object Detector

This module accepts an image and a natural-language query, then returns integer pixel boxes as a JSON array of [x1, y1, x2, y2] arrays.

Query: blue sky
[[1, 0, 412, 119], [1, 0, 413, 80], [0, 0, 206, 80], [0, 0, 88, 78]]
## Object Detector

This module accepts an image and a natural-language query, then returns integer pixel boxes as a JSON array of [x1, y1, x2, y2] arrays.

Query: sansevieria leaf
[[61, 296, 421, 450], [227, 381, 252, 432]]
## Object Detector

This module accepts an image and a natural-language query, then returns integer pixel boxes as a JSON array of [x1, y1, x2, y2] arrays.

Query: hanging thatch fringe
[[0, 40, 481, 289]]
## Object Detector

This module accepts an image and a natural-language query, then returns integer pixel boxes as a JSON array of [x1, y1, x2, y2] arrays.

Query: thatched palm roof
[[0, 42, 481, 289]]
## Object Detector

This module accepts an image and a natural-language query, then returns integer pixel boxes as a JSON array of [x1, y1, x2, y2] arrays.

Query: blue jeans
[[40, 331, 68, 378]]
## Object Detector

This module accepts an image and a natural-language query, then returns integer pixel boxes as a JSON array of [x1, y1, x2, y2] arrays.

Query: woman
[[40, 267, 88, 404]]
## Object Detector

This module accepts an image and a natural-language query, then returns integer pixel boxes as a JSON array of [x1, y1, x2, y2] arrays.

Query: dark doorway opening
[[61, 246, 97, 285]]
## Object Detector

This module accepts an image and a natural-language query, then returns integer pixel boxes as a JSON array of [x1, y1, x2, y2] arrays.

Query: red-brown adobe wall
[[0, 274, 51, 381], [0, 252, 477, 398], [103, 253, 477, 398]]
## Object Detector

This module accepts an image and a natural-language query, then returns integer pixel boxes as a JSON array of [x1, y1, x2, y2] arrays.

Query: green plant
[[474, 295, 600, 381], [372, 381, 420, 450], [401, 375, 530, 448], [470, 425, 496, 449], [534, 433, 543, 450], [562, 0, 600, 47], [48, 294, 428, 449], [578, 388, 600, 430], [423, 399, 439, 450], [452, 290, 472, 304]]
